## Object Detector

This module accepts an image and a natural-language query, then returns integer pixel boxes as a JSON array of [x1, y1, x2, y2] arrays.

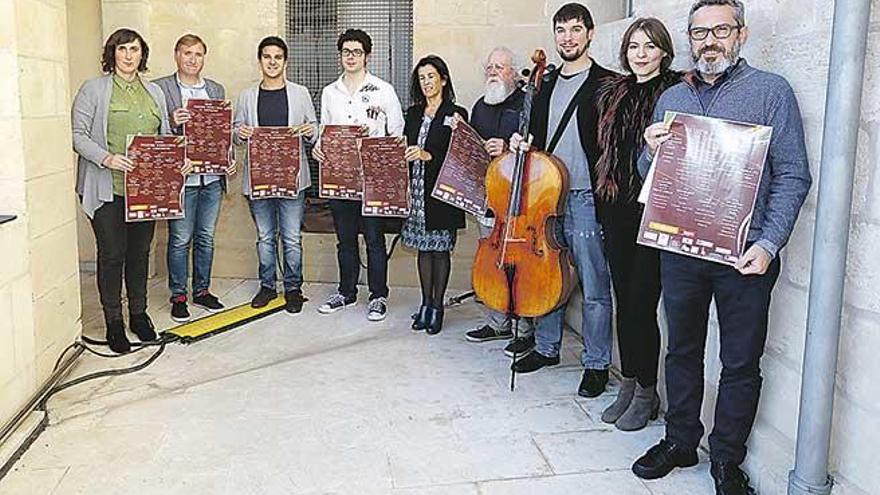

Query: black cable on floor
[[38, 334, 179, 411]]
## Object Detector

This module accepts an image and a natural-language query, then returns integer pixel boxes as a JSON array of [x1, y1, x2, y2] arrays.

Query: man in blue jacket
[[630, 2, 812, 494]]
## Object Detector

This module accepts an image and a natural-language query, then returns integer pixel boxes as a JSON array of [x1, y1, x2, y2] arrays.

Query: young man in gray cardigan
[[631, 2, 812, 494], [154, 34, 229, 322], [233, 36, 317, 314]]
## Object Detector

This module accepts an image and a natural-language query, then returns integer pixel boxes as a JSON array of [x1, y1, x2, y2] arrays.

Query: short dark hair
[[258, 36, 288, 61], [553, 3, 595, 30], [337, 29, 372, 55], [689, 0, 746, 28], [619, 18, 675, 74], [101, 28, 150, 74], [410, 55, 456, 107], [175, 34, 207, 54]]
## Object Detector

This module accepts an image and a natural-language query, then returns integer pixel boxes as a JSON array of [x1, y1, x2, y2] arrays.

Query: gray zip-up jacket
[[232, 81, 317, 196], [638, 60, 812, 259], [72, 75, 172, 218]]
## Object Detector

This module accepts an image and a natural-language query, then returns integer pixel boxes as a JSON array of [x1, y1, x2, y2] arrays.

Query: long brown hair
[[618, 18, 674, 75]]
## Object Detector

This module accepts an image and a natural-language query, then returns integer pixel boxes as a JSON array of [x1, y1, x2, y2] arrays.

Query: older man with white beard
[[630, 1, 811, 494], [463, 47, 534, 350]]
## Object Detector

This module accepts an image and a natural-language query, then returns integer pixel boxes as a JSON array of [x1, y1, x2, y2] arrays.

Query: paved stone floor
[[0, 276, 715, 494]]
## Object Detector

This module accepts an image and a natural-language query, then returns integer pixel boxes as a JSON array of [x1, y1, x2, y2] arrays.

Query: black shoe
[[578, 368, 609, 398], [170, 295, 190, 322], [411, 305, 430, 331], [105, 319, 130, 353], [632, 439, 699, 480], [503, 335, 535, 357], [465, 324, 513, 342], [317, 293, 357, 314], [511, 351, 560, 373], [426, 306, 444, 335], [251, 287, 277, 308], [193, 291, 225, 312], [367, 297, 387, 321], [711, 462, 756, 495], [284, 290, 307, 314], [129, 313, 157, 342]]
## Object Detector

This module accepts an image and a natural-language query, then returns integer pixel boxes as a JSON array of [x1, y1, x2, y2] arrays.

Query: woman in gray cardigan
[[71, 28, 177, 353]]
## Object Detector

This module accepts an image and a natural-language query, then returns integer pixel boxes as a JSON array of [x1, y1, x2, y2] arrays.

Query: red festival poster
[[638, 112, 772, 265], [184, 98, 233, 175], [319, 124, 364, 200], [125, 135, 186, 221], [248, 127, 302, 199], [432, 119, 491, 216], [359, 136, 409, 217]]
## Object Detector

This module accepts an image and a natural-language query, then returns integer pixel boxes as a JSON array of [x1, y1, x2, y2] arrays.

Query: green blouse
[[106, 74, 162, 196]]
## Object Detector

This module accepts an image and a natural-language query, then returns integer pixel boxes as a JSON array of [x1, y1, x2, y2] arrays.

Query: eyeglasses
[[688, 23, 742, 41], [340, 48, 365, 58]]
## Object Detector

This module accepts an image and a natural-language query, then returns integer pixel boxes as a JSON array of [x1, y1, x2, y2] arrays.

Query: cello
[[472, 49, 575, 338]]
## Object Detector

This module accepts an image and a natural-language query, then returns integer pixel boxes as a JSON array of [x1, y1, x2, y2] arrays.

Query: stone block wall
[[0, 0, 82, 431]]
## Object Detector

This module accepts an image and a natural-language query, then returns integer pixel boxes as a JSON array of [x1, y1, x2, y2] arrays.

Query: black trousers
[[89, 195, 156, 323], [329, 199, 388, 300], [661, 251, 780, 464], [604, 204, 662, 387]]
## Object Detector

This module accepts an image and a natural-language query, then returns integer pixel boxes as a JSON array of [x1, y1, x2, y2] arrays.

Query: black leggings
[[604, 204, 662, 387], [89, 195, 156, 324], [417, 250, 451, 307]]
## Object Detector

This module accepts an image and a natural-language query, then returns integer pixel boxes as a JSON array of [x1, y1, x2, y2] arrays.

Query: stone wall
[[0, 0, 82, 429], [585, 1, 879, 493]]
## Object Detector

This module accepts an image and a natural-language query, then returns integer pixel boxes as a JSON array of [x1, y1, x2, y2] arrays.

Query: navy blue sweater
[[638, 59, 812, 259]]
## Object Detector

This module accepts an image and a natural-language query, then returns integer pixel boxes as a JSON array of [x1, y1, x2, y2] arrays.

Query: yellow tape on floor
[[163, 296, 286, 342]]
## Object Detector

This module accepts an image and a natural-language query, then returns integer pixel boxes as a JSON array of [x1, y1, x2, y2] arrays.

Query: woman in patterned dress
[[402, 55, 469, 335]]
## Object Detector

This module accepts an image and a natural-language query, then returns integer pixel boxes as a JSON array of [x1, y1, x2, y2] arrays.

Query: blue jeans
[[167, 181, 223, 297], [248, 194, 305, 293], [534, 190, 613, 369]]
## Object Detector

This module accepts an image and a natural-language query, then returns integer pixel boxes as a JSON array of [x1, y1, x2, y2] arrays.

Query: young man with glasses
[[313, 29, 404, 321], [631, 2, 811, 494]]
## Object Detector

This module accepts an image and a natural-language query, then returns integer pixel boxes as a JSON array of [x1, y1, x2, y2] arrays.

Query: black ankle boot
[[411, 305, 430, 331], [426, 306, 444, 335], [105, 319, 131, 353], [130, 313, 157, 342]]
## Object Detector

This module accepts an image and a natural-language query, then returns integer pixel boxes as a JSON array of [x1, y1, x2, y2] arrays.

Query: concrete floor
[[0, 275, 716, 494]]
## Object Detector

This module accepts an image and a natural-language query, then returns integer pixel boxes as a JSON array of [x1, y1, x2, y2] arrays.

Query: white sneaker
[[317, 293, 356, 314], [367, 297, 387, 321]]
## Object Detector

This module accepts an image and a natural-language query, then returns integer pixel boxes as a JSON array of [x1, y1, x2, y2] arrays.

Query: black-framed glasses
[[688, 23, 741, 41], [340, 48, 365, 58]]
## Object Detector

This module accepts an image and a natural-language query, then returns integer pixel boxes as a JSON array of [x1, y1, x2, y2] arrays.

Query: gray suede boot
[[615, 381, 660, 431], [600, 377, 636, 424]]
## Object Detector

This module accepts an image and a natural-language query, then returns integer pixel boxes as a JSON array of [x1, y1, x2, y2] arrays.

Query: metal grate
[[286, 0, 413, 113]]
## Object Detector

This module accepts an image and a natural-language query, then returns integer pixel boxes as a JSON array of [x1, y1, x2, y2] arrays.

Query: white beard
[[484, 80, 514, 105]]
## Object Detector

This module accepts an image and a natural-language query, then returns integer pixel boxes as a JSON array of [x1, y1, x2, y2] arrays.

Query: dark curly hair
[[409, 55, 456, 107], [337, 29, 372, 56], [101, 28, 149, 74]]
